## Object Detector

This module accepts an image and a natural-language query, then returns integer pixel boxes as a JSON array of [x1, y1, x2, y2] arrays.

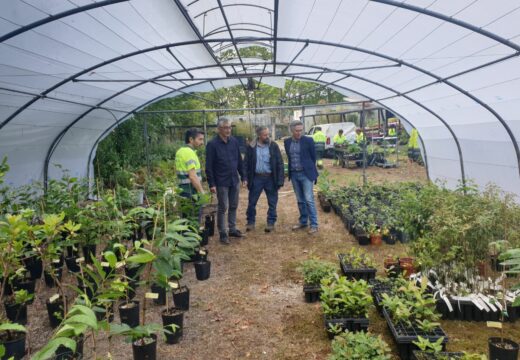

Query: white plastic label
[[49, 294, 60, 303], [169, 282, 179, 289], [442, 295, 453, 312], [101, 262, 110, 267], [76, 257, 85, 263], [116, 262, 125, 269], [145, 292, 159, 299]]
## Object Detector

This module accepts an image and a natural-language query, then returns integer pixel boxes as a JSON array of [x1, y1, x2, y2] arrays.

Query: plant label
[[49, 294, 60, 303], [442, 295, 453, 312], [52, 259, 61, 264], [169, 282, 179, 289], [486, 321, 502, 329], [76, 257, 85, 263], [101, 262, 110, 267], [199, 250, 207, 256], [116, 262, 124, 269], [145, 292, 159, 299]]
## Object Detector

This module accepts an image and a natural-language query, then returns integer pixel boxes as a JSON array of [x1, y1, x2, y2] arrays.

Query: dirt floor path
[[26, 160, 520, 359]]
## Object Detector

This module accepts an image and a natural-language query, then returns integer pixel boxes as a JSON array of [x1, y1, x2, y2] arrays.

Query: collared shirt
[[206, 135, 244, 187], [255, 142, 271, 174], [289, 138, 303, 171]]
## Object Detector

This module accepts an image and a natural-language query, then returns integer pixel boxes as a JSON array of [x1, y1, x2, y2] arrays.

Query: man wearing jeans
[[244, 126, 284, 233], [284, 120, 319, 234], [206, 117, 246, 245]]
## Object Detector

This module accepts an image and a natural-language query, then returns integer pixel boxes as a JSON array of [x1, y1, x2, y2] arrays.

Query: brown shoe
[[292, 224, 308, 231], [308, 227, 319, 235]]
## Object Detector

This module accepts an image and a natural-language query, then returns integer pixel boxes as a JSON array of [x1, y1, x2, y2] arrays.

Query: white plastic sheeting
[[1, 0, 520, 197]]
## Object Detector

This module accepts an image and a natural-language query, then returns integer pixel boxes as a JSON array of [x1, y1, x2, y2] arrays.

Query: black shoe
[[228, 229, 245, 238], [265, 224, 274, 233], [220, 236, 230, 245]]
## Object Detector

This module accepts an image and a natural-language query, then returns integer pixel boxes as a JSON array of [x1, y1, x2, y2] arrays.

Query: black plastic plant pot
[[126, 279, 139, 300], [132, 335, 157, 360], [199, 228, 209, 247], [324, 316, 369, 340], [205, 215, 215, 237], [193, 248, 209, 262], [44, 268, 63, 288], [125, 265, 142, 281], [0, 331, 26, 360], [47, 297, 65, 328], [65, 256, 80, 273], [4, 301, 28, 325], [383, 234, 396, 245], [54, 335, 84, 360], [354, 228, 370, 246], [66, 246, 79, 258], [172, 286, 190, 310], [488, 337, 519, 360], [194, 260, 211, 281], [23, 255, 43, 280], [303, 284, 321, 303], [162, 308, 184, 344], [411, 351, 464, 360], [150, 284, 166, 306], [119, 301, 140, 328], [82, 245, 97, 264]]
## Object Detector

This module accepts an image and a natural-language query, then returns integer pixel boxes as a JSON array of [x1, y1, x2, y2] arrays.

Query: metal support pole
[[302, 106, 305, 132], [203, 111, 208, 145], [396, 118, 400, 167], [361, 103, 367, 187]]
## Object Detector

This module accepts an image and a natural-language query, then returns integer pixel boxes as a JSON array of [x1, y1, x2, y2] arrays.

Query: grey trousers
[[216, 183, 240, 236]]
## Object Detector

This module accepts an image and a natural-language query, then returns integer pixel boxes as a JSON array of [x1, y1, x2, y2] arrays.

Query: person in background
[[355, 128, 366, 145], [284, 120, 319, 235], [244, 126, 284, 233], [333, 129, 346, 166], [175, 128, 205, 198], [312, 126, 326, 169], [205, 118, 246, 245]]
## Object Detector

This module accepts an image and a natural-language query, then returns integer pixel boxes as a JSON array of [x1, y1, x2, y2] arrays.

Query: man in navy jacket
[[284, 120, 319, 234], [206, 117, 246, 244]]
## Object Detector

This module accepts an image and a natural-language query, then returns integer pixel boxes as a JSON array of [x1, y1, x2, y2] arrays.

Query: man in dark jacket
[[206, 117, 246, 245], [244, 126, 284, 233], [284, 120, 319, 234]]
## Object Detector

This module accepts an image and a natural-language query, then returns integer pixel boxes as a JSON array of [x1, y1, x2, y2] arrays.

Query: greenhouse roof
[[1, 0, 520, 195]]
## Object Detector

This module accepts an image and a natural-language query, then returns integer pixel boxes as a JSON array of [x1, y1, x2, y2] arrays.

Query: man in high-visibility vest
[[333, 129, 346, 166], [408, 128, 420, 163], [388, 126, 396, 137], [312, 127, 326, 168], [355, 128, 366, 144], [176, 128, 205, 199]]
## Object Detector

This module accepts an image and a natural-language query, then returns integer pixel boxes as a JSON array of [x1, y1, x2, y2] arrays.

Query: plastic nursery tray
[[323, 315, 369, 340], [382, 308, 448, 360], [411, 351, 464, 360], [303, 284, 321, 303], [337, 254, 377, 280]]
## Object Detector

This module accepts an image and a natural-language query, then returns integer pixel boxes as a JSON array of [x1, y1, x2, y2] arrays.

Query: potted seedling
[[320, 275, 372, 338], [3, 289, 33, 325], [0, 322, 27, 360], [337, 248, 377, 281], [32, 303, 98, 360], [488, 248, 520, 360], [298, 258, 337, 303], [110, 323, 176, 360]]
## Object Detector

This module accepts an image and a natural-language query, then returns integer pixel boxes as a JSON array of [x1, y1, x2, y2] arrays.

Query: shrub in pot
[[4, 289, 33, 325], [298, 258, 336, 303], [110, 323, 172, 360], [0, 322, 27, 360], [328, 331, 391, 360]]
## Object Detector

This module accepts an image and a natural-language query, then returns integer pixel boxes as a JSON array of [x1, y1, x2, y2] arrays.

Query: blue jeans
[[291, 171, 318, 228], [246, 176, 278, 225]]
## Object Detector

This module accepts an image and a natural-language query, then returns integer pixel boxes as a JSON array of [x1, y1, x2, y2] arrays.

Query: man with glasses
[[284, 120, 319, 234], [206, 117, 246, 245]]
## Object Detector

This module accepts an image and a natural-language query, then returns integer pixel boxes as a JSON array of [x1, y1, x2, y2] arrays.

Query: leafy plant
[[109, 323, 176, 345], [321, 276, 372, 319], [9, 289, 34, 305], [329, 331, 391, 360], [413, 336, 444, 354], [298, 258, 336, 286]]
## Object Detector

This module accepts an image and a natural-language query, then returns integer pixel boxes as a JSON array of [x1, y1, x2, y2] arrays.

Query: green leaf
[[127, 248, 156, 264], [0, 323, 26, 333], [103, 251, 117, 268], [31, 337, 76, 360], [64, 314, 98, 330]]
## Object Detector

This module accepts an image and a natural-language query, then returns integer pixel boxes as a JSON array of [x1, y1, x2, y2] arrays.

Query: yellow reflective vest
[[388, 128, 396, 137], [333, 133, 346, 145], [175, 146, 202, 185], [312, 130, 326, 143], [356, 132, 366, 144], [408, 129, 419, 149]]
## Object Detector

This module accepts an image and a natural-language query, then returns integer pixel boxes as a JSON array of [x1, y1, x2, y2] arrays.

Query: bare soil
[[24, 160, 520, 359]]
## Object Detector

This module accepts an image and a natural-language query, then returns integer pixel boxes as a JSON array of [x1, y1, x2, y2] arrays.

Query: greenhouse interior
[[0, 0, 520, 359]]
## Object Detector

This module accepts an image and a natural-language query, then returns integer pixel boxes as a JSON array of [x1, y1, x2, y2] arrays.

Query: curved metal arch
[[193, 4, 273, 19], [0, 0, 129, 43], [204, 22, 272, 37], [204, 28, 272, 38], [4, 36, 519, 176], [370, 0, 520, 52], [212, 41, 273, 52], [85, 74, 430, 183]]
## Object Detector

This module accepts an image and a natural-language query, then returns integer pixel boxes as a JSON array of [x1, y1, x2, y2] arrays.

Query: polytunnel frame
[[1, 1, 520, 185], [84, 76, 430, 187]]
